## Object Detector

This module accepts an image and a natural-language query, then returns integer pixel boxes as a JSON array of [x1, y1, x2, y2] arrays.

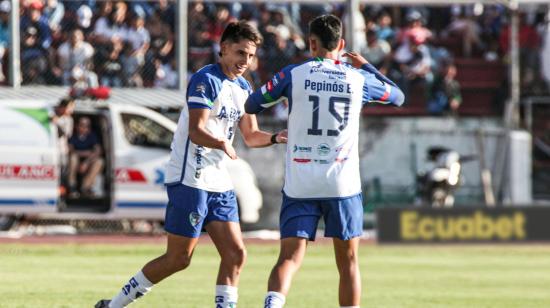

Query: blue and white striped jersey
[[246, 58, 404, 199], [165, 63, 252, 192]]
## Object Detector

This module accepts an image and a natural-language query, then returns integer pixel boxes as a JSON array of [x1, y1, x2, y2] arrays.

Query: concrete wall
[[235, 116, 507, 228]]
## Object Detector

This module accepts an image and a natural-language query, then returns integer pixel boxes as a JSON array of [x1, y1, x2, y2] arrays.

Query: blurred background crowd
[[0, 1, 549, 115]]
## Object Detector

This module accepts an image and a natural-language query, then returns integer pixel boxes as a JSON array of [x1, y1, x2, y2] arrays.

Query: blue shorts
[[279, 193, 364, 241], [164, 183, 239, 238]]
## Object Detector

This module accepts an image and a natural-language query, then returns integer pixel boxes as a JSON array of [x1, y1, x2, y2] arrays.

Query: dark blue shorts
[[279, 193, 364, 241], [164, 183, 239, 238]]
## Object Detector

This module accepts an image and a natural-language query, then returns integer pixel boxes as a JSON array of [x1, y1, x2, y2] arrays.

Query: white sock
[[215, 285, 238, 308], [264, 291, 285, 308], [109, 271, 154, 308]]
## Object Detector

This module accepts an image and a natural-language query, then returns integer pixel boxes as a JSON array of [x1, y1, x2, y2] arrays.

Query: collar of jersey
[[313, 57, 342, 65]]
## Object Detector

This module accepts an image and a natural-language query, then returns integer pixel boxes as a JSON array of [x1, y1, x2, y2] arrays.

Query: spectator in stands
[[43, 0, 64, 37], [396, 10, 432, 47], [96, 39, 124, 87], [188, 22, 215, 75], [428, 63, 462, 115], [393, 34, 433, 98], [76, 5, 93, 36], [360, 28, 391, 73], [0, 0, 9, 83], [68, 117, 104, 198], [443, 7, 483, 57], [21, 26, 49, 84], [20, 1, 52, 51], [499, 12, 542, 94], [376, 11, 396, 44], [154, 0, 175, 33], [20, 1, 52, 84], [57, 28, 95, 85], [93, 1, 129, 45], [154, 57, 177, 89]]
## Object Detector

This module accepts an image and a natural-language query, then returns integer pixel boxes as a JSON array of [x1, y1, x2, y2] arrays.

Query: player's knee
[[166, 253, 192, 272], [224, 246, 247, 268]]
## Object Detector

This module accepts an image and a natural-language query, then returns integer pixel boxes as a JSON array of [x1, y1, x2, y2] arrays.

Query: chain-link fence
[[1, 1, 549, 114]]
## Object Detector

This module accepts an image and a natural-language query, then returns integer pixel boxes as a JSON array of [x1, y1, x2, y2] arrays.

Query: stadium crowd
[[0, 1, 549, 111]]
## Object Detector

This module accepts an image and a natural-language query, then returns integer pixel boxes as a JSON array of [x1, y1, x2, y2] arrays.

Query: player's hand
[[276, 130, 288, 144], [221, 140, 238, 160], [342, 52, 368, 68]]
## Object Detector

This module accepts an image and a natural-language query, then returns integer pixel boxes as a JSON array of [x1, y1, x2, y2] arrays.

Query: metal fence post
[[8, 0, 20, 88], [176, 0, 188, 91]]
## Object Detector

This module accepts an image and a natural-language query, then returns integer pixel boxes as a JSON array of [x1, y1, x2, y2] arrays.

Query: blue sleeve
[[360, 63, 405, 106], [245, 66, 294, 114], [186, 73, 217, 110]]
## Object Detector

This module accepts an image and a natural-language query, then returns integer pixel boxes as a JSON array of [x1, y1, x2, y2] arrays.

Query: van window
[[121, 113, 173, 149]]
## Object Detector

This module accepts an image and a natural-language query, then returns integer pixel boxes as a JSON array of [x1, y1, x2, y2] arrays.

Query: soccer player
[[245, 14, 404, 308], [95, 21, 287, 308]]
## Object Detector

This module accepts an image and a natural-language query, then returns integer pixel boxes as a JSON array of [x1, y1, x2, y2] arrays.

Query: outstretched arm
[[188, 108, 237, 159], [238, 113, 287, 148], [343, 52, 405, 106]]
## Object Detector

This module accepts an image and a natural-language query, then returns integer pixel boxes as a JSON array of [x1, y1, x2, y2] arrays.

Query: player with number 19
[[245, 14, 404, 308]]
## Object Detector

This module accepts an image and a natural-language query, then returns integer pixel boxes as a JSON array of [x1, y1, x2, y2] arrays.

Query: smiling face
[[219, 39, 257, 79]]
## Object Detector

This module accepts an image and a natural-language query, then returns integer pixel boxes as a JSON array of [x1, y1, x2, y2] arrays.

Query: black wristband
[[270, 133, 278, 144]]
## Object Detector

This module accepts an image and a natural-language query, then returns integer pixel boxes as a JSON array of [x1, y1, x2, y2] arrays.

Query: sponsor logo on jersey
[[195, 146, 204, 179], [271, 75, 279, 87], [309, 66, 346, 78], [293, 158, 311, 163], [266, 80, 274, 92], [0, 164, 56, 180], [278, 71, 285, 79], [217, 106, 241, 121], [189, 212, 201, 227], [293, 144, 312, 153], [317, 143, 331, 156], [314, 159, 331, 164], [196, 82, 206, 94]]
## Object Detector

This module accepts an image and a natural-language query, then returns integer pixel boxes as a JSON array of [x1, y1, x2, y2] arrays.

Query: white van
[[0, 100, 262, 230]]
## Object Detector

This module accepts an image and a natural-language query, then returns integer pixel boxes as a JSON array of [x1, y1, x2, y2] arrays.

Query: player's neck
[[218, 62, 238, 80], [312, 50, 339, 61]]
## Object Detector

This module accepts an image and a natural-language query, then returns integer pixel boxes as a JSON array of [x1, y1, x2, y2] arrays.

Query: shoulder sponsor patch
[[195, 82, 207, 94]]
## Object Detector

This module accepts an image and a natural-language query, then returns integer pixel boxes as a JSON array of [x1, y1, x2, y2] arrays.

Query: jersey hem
[[281, 191, 362, 201]]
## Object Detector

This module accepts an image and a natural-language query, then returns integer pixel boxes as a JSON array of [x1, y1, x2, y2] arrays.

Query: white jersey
[[165, 63, 251, 192], [246, 58, 404, 199]]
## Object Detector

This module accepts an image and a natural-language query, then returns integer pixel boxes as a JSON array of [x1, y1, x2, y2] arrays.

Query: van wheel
[[0, 215, 17, 231]]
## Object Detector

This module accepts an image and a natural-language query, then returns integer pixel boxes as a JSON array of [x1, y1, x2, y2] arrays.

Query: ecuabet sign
[[376, 207, 550, 243]]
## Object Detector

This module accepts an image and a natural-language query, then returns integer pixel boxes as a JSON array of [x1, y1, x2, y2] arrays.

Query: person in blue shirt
[[245, 14, 404, 308], [68, 116, 103, 198], [96, 21, 287, 308]]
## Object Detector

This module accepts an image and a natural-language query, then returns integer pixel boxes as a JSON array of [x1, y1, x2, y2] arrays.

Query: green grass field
[[1, 242, 550, 308]]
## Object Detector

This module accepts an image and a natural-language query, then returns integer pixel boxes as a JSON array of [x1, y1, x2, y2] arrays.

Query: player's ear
[[309, 36, 317, 53], [220, 41, 228, 57], [338, 39, 346, 52]]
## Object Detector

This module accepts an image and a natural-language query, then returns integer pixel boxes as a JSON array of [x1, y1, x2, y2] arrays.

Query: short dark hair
[[308, 14, 342, 51], [58, 97, 75, 108], [219, 21, 263, 57]]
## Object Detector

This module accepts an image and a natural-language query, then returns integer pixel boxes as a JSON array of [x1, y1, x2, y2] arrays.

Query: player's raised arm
[[244, 67, 294, 114], [343, 51, 405, 106]]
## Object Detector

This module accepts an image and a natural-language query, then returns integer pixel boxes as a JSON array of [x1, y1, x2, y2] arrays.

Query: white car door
[[0, 104, 59, 213], [112, 107, 175, 219]]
